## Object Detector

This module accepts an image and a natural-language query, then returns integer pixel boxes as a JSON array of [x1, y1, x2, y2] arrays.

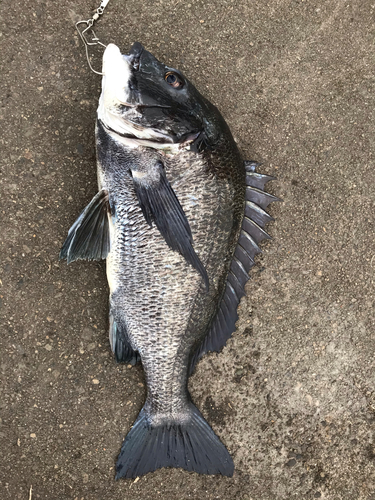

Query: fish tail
[[115, 403, 234, 479]]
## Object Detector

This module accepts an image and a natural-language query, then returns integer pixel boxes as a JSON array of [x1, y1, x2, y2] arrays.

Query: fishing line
[[75, 0, 111, 75]]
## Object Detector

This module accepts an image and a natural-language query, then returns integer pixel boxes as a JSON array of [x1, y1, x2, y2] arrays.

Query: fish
[[60, 41, 278, 479]]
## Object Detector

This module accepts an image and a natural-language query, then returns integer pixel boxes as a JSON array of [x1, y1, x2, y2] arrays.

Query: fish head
[[98, 42, 224, 150]]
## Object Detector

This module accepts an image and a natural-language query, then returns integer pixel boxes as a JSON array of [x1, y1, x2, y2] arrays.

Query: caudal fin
[[116, 404, 234, 479]]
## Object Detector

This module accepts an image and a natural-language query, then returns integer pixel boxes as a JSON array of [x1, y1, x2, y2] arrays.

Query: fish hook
[[75, 0, 111, 75]]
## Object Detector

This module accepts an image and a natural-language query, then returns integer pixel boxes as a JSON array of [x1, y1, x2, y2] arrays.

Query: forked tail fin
[[116, 403, 234, 479]]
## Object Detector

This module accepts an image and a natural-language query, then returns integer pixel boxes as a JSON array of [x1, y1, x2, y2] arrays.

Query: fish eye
[[165, 72, 184, 89]]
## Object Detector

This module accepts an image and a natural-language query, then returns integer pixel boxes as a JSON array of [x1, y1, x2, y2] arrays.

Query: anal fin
[[110, 314, 140, 365]]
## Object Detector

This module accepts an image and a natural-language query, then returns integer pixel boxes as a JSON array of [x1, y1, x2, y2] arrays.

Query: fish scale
[[102, 133, 239, 419]]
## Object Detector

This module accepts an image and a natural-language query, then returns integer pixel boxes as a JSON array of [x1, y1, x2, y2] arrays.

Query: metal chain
[[75, 0, 111, 75]]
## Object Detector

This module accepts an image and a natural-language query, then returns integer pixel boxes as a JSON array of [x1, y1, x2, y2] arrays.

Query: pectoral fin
[[59, 189, 110, 264], [131, 161, 209, 291]]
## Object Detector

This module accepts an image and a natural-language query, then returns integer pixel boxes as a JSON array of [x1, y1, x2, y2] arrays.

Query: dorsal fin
[[189, 162, 280, 373]]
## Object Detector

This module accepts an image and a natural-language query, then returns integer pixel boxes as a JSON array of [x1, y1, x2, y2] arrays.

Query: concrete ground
[[1, 0, 374, 499]]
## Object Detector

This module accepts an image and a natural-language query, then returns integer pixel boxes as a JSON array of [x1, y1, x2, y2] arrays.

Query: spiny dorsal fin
[[189, 162, 279, 373], [245, 186, 280, 209], [244, 161, 276, 189]]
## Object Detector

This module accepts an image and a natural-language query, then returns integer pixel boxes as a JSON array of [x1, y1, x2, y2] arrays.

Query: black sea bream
[[60, 42, 278, 479]]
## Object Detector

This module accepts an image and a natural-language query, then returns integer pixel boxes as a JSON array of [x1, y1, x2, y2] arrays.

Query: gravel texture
[[1, 1, 374, 499]]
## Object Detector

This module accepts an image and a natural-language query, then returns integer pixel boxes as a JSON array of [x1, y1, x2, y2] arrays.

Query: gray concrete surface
[[1, 0, 374, 499]]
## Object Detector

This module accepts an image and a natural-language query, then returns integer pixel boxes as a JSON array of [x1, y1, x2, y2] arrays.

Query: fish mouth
[[99, 118, 201, 151], [99, 118, 171, 143]]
